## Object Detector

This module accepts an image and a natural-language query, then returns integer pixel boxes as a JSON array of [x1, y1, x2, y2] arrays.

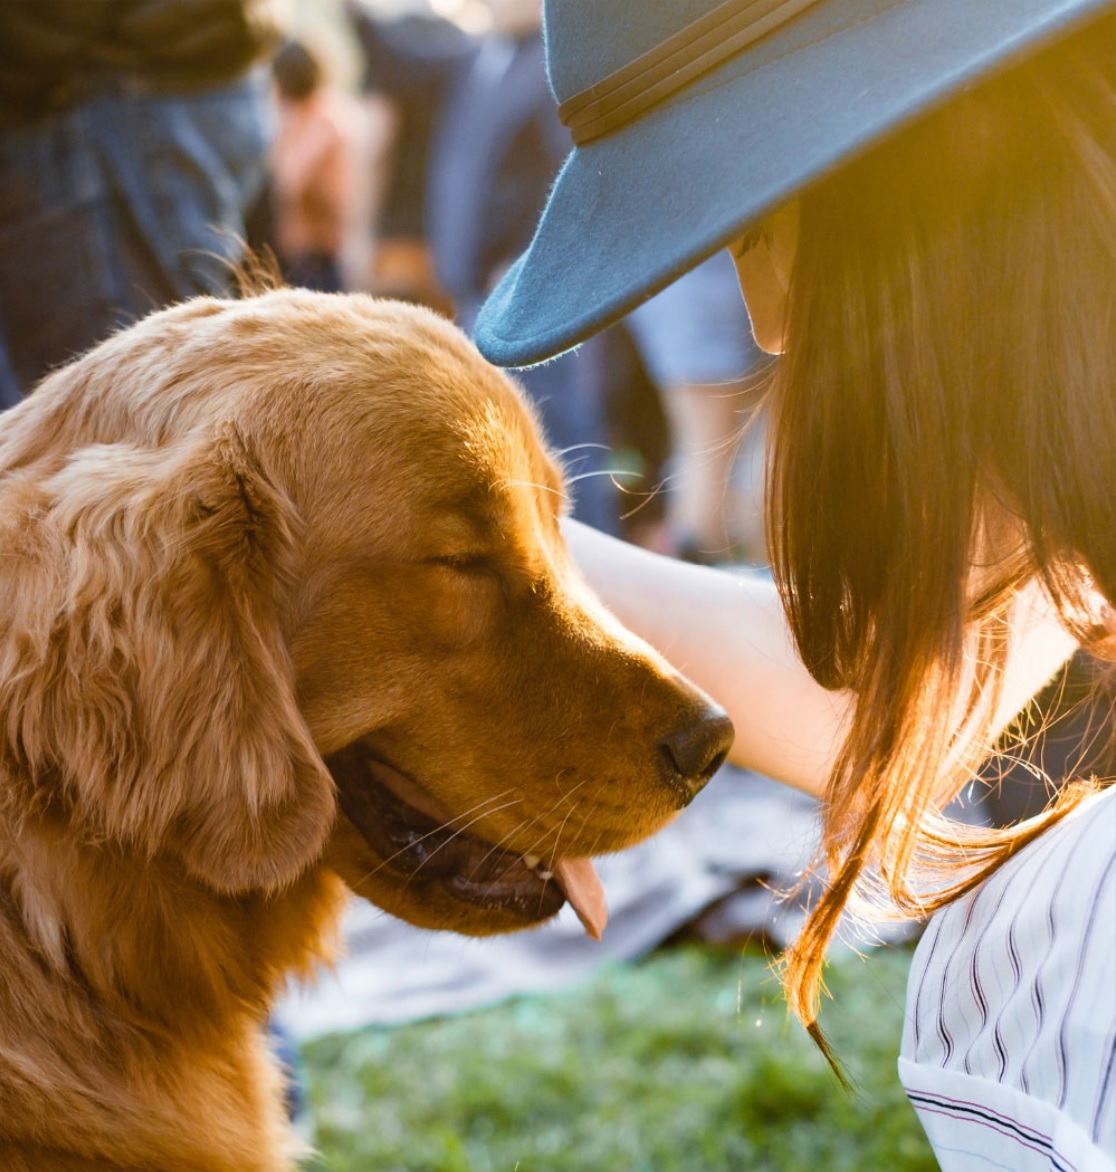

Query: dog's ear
[[0, 426, 335, 894]]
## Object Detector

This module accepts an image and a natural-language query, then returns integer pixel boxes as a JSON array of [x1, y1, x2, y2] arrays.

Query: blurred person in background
[[270, 38, 360, 293], [0, 0, 279, 407], [345, 0, 469, 312], [626, 251, 769, 565]]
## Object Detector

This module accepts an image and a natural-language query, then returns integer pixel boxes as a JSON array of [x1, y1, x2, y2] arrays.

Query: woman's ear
[[730, 200, 799, 355], [0, 425, 335, 894]]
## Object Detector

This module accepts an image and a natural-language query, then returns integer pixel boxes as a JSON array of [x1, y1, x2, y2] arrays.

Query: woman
[[475, 2, 1116, 1168]]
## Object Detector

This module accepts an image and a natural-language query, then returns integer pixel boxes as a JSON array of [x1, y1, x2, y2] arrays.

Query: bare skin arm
[[563, 519, 1078, 801], [563, 518, 848, 796]]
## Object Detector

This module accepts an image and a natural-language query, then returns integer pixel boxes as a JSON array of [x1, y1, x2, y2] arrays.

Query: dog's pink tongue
[[553, 857, 607, 940]]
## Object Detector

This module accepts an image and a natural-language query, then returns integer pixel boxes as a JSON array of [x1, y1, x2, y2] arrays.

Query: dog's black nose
[[659, 707, 734, 804]]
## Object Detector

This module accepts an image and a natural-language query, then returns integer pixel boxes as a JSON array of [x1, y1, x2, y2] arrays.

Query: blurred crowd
[[0, 0, 770, 566]]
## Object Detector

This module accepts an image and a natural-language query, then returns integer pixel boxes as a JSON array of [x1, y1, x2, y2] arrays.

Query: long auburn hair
[[766, 14, 1116, 1065]]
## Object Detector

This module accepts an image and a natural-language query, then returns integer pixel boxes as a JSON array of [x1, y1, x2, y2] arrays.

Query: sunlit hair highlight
[[765, 15, 1116, 1069]]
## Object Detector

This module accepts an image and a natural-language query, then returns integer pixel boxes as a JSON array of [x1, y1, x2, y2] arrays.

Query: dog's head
[[0, 291, 732, 938]]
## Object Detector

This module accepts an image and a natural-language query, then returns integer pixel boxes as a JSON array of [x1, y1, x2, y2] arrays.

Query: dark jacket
[[0, 0, 280, 127]]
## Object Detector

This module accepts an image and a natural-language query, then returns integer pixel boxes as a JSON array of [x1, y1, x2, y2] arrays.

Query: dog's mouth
[[325, 741, 607, 938]]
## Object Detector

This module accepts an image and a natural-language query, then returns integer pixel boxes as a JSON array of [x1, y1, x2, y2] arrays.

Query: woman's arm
[[563, 520, 1079, 801], [563, 519, 849, 796]]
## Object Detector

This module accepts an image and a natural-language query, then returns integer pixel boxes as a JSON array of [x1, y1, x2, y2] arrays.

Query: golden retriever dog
[[0, 290, 732, 1171]]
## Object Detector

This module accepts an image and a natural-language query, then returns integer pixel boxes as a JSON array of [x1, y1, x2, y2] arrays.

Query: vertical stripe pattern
[[901, 785, 1116, 1171]]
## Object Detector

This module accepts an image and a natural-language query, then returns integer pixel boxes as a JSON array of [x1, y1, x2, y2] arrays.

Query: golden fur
[[0, 290, 731, 1170]]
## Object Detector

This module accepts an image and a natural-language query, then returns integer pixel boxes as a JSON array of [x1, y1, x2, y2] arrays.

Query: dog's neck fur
[[0, 807, 347, 1171]]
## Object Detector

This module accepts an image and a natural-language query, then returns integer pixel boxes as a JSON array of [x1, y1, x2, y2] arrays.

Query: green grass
[[301, 943, 937, 1172]]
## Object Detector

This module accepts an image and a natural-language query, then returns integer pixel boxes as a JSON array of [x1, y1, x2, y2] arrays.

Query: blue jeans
[[0, 72, 272, 406]]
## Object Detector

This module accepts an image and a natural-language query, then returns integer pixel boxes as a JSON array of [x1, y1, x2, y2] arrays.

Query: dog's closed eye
[[429, 552, 496, 574]]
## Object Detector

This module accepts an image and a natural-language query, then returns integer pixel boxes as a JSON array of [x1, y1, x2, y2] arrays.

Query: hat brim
[[475, 0, 1111, 368]]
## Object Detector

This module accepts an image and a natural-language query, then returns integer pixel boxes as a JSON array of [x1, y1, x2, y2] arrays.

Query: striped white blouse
[[900, 784, 1116, 1172]]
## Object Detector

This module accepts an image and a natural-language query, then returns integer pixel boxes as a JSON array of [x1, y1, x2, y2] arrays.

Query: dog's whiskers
[[553, 441, 612, 456], [353, 790, 522, 881], [564, 467, 643, 485], [463, 776, 593, 881], [551, 772, 594, 807], [495, 477, 567, 501]]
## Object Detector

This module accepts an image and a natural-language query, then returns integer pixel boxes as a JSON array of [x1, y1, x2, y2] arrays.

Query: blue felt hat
[[475, 0, 1113, 368]]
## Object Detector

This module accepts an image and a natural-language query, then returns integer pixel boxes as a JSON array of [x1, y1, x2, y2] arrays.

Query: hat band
[[557, 0, 821, 146]]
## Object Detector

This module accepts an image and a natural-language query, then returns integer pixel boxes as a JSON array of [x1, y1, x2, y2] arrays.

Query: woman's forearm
[[562, 519, 849, 797]]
